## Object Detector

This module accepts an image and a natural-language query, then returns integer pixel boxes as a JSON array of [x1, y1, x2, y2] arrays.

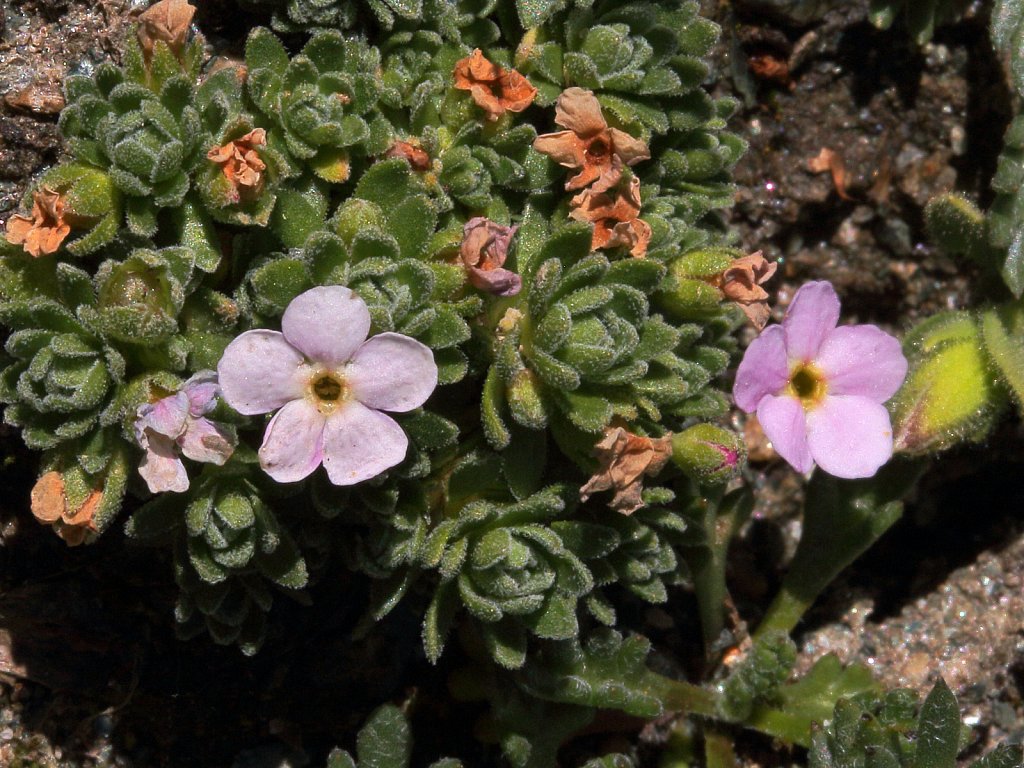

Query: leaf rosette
[[59, 64, 203, 236], [0, 298, 125, 450], [421, 486, 594, 668], [245, 28, 390, 178]]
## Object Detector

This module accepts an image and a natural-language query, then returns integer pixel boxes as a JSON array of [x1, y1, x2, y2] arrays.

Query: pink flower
[[217, 286, 437, 485], [135, 371, 237, 493], [732, 281, 907, 479]]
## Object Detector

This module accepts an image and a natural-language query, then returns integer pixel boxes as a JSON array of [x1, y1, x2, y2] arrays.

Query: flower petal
[[282, 285, 371, 367], [346, 332, 438, 412], [322, 401, 409, 486], [258, 398, 325, 483], [607, 128, 650, 166], [756, 394, 813, 473], [183, 370, 220, 417], [136, 392, 189, 442], [816, 325, 908, 403], [554, 87, 607, 136], [139, 432, 190, 493], [806, 395, 894, 479], [782, 280, 840, 362], [218, 330, 310, 415], [532, 130, 586, 168], [733, 325, 789, 412], [179, 417, 236, 466]]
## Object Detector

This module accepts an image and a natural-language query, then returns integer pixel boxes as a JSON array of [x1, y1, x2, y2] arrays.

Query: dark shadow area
[[835, 22, 925, 108]]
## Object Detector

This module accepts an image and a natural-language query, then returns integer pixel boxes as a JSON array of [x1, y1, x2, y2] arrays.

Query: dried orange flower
[[580, 425, 673, 515], [138, 0, 195, 62], [385, 139, 432, 171], [533, 87, 650, 192], [4, 186, 71, 258], [713, 251, 777, 330], [30, 471, 100, 547], [453, 49, 537, 121], [207, 128, 268, 203], [569, 176, 652, 258]]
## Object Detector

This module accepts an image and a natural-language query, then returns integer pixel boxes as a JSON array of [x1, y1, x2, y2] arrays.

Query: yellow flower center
[[786, 363, 827, 409], [310, 371, 348, 414]]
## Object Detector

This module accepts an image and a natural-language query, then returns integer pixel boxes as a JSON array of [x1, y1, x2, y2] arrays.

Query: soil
[[1, 0, 1023, 766]]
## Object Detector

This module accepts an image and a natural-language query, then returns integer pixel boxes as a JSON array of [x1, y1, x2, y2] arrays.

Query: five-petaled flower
[[453, 49, 537, 121], [732, 281, 908, 479], [135, 371, 237, 493], [460, 217, 521, 296], [569, 176, 651, 258], [533, 87, 650, 192], [4, 185, 71, 257], [217, 286, 438, 485], [207, 128, 268, 203]]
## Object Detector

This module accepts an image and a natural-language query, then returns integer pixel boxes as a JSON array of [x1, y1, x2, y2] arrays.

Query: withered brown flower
[[460, 217, 521, 296], [713, 251, 777, 330], [31, 471, 100, 547], [207, 128, 268, 203], [4, 185, 71, 258], [138, 0, 196, 62], [579, 425, 674, 515], [385, 139, 432, 171], [569, 176, 652, 258], [453, 49, 537, 121], [533, 87, 650, 192]]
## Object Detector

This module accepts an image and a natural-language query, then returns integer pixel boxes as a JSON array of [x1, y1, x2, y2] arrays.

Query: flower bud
[[671, 423, 744, 484], [891, 312, 1007, 454], [657, 248, 739, 321]]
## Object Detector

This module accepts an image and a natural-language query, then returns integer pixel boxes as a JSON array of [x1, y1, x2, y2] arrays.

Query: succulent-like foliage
[[325, 703, 461, 768], [0, 298, 126, 449], [810, 680, 1021, 768], [59, 64, 204, 236]]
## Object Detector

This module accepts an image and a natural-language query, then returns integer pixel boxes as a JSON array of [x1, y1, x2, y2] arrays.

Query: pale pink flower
[[217, 286, 437, 485], [732, 281, 907, 479], [135, 371, 237, 493]]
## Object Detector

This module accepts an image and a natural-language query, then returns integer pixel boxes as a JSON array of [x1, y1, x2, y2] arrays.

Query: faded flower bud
[[671, 424, 744, 485], [460, 217, 521, 297]]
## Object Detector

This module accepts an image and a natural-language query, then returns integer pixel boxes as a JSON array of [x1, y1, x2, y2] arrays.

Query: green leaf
[[271, 178, 328, 249], [913, 680, 960, 768], [981, 303, 1024, 410], [356, 704, 411, 768], [747, 654, 881, 748]]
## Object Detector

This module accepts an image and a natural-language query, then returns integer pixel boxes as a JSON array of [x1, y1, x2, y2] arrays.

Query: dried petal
[[385, 140, 432, 171], [138, 0, 195, 61], [460, 217, 522, 296], [579, 426, 673, 514], [569, 177, 650, 257], [453, 49, 536, 121], [207, 128, 268, 203], [31, 471, 66, 524], [716, 251, 777, 331], [4, 186, 71, 257], [534, 88, 649, 191]]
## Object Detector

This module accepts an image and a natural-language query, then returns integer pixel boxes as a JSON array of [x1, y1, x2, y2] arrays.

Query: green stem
[[754, 459, 925, 640], [704, 729, 738, 768], [649, 675, 720, 718], [682, 487, 753, 654]]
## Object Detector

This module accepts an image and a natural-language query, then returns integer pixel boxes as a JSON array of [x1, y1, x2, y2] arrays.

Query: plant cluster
[[2, 0, 1023, 765]]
